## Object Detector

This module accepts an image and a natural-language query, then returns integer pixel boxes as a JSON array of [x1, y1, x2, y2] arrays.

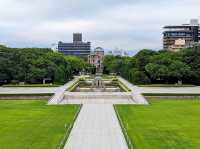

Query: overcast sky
[[0, 0, 199, 52]]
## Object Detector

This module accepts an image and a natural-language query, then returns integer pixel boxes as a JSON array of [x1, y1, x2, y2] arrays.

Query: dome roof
[[94, 47, 104, 52]]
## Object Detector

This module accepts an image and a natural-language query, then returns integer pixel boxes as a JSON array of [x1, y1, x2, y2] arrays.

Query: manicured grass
[[0, 100, 79, 149], [2, 84, 61, 87], [116, 99, 200, 149], [138, 84, 195, 87]]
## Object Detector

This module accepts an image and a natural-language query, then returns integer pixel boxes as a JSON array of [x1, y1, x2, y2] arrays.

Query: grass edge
[[114, 105, 134, 149], [57, 104, 82, 149]]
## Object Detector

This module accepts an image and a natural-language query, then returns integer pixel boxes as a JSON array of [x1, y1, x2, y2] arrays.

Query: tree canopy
[[0, 47, 88, 84], [103, 46, 200, 85]]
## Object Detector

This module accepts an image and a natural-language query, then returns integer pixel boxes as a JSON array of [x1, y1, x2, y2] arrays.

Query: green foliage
[[0, 47, 88, 84], [145, 52, 191, 83], [135, 49, 157, 71], [181, 45, 200, 84], [128, 69, 151, 84], [103, 50, 154, 84], [103, 46, 200, 85], [103, 55, 121, 74], [65, 55, 86, 75]]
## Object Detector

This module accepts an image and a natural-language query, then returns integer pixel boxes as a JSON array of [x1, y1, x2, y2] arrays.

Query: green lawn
[[116, 99, 200, 149], [0, 100, 79, 149]]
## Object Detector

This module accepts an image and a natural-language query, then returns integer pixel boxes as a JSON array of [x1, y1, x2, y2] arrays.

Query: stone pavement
[[61, 98, 135, 104], [64, 104, 128, 149], [48, 77, 79, 105], [138, 86, 200, 94], [118, 76, 148, 104], [0, 87, 58, 94], [1, 86, 199, 95], [61, 92, 135, 104]]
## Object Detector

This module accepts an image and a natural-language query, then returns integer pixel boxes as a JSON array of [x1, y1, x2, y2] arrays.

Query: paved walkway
[[118, 77, 148, 104], [64, 104, 128, 149], [48, 77, 79, 105], [1, 86, 200, 95], [0, 87, 58, 94], [138, 86, 200, 94]]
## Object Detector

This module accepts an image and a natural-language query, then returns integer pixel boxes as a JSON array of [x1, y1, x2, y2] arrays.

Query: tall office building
[[73, 33, 82, 43], [58, 33, 91, 57], [163, 19, 200, 51]]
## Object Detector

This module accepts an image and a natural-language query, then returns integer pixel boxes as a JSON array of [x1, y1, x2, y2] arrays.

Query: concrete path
[[61, 98, 135, 104], [62, 92, 135, 105], [118, 77, 148, 104], [138, 86, 200, 94], [0, 87, 58, 94], [1, 86, 199, 95], [64, 104, 128, 149], [48, 77, 79, 105]]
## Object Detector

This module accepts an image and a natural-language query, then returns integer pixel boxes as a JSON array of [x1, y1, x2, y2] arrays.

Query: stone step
[[60, 99, 135, 104], [63, 92, 133, 100]]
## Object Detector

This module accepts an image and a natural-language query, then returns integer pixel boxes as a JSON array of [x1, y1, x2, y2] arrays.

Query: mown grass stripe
[[114, 105, 134, 149]]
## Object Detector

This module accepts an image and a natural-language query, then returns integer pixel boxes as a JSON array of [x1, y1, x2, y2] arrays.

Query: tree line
[[0, 46, 90, 84], [103, 45, 200, 85], [1, 45, 200, 85]]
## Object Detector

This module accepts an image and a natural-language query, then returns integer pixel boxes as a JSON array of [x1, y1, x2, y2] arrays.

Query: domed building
[[88, 47, 104, 73]]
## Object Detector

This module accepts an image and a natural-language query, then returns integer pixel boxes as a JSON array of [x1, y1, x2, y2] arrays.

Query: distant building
[[169, 39, 186, 52], [58, 33, 91, 57], [113, 49, 123, 56], [88, 47, 104, 73], [163, 19, 200, 51], [51, 43, 58, 52], [107, 48, 129, 57], [73, 33, 82, 43]]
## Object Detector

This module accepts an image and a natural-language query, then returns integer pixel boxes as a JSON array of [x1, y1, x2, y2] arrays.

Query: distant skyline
[[0, 0, 200, 54]]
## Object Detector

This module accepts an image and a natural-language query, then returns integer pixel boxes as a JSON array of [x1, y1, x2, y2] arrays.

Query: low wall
[[48, 77, 80, 104], [117, 76, 149, 104], [0, 95, 51, 100]]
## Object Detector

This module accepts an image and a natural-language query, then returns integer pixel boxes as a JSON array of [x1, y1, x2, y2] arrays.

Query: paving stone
[[64, 104, 128, 149]]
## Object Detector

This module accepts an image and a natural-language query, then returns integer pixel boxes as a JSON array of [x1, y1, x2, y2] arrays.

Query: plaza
[[1, 0, 200, 148], [1, 75, 200, 149]]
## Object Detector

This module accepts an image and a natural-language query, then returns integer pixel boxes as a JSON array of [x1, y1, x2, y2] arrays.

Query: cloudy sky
[[0, 0, 199, 53]]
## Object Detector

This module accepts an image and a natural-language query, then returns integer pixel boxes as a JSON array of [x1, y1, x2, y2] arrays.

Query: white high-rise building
[[51, 43, 58, 52]]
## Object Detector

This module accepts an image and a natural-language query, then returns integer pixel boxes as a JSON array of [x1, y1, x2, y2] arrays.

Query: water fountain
[[72, 75, 122, 92]]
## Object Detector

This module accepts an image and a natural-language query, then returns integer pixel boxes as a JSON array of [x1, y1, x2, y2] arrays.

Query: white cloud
[[0, 0, 199, 50]]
